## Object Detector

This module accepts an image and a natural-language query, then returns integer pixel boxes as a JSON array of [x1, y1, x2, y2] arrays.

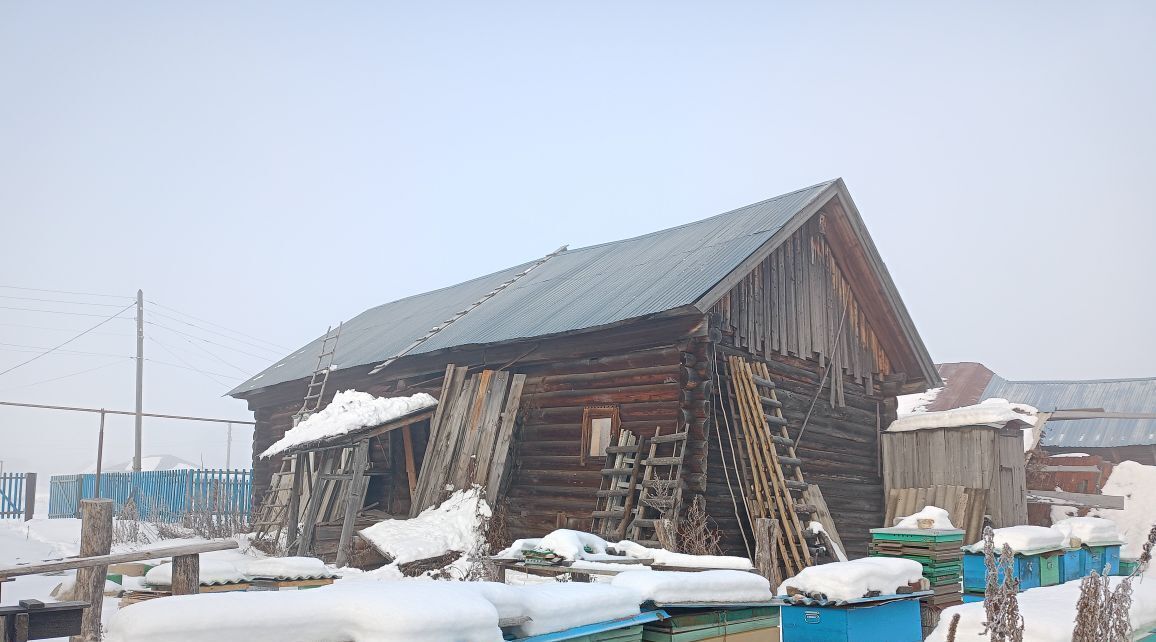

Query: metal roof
[[981, 375, 1156, 448], [232, 179, 940, 398]]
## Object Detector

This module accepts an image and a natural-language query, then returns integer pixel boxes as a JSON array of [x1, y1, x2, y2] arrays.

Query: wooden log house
[[230, 179, 941, 559]]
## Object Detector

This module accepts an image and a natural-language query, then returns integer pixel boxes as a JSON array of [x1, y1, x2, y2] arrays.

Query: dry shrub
[[946, 613, 961, 642], [678, 495, 722, 556], [980, 526, 1024, 642], [1072, 523, 1156, 641]]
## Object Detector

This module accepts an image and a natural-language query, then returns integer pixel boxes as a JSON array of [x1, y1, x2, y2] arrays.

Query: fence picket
[[0, 473, 28, 519], [47, 469, 252, 522]]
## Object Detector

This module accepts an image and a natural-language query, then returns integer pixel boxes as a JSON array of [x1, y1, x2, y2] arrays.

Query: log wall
[[504, 345, 687, 538]]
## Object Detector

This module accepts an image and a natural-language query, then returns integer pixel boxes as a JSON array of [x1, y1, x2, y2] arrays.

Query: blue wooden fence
[[48, 469, 252, 521], [0, 472, 34, 520]]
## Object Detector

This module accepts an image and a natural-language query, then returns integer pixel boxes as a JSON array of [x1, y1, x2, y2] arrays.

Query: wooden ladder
[[591, 430, 643, 540], [294, 323, 343, 426], [724, 355, 816, 577], [628, 426, 688, 546]]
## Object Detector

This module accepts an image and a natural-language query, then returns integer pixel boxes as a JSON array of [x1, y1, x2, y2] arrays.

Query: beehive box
[[780, 598, 920, 642]]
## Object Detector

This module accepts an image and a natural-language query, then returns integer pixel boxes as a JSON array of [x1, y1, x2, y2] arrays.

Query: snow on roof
[[962, 525, 1066, 554], [612, 569, 772, 604], [496, 529, 753, 570], [260, 391, 437, 458], [888, 398, 1039, 432], [896, 386, 943, 416]]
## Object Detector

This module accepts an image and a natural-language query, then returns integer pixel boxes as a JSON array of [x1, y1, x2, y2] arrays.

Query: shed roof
[[982, 375, 1156, 448], [231, 179, 938, 398]]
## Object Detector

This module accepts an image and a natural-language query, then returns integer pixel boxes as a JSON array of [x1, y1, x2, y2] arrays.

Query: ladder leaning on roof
[[254, 323, 343, 549]]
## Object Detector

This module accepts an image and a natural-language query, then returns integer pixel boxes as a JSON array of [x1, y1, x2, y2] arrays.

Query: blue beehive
[[962, 553, 1041, 592], [962, 593, 984, 604], [1060, 549, 1085, 583], [780, 598, 921, 642], [1083, 545, 1121, 576]]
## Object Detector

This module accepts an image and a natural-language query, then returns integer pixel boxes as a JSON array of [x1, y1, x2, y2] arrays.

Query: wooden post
[[335, 441, 370, 567], [296, 450, 333, 556], [23, 473, 36, 521], [655, 519, 677, 552], [71, 499, 112, 642], [754, 518, 781, 589], [401, 426, 418, 503], [14, 611, 30, 642], [170, 555, 200, 596], [285, 454, 305, 552]]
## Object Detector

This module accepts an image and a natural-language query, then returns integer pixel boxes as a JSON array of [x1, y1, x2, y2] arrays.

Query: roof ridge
[[991, 374, 1156, 385], [558, 179, 838, 255]]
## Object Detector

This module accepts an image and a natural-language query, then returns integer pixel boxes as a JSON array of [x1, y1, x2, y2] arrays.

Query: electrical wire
[[166, 334, 253, 375], [0, 285, 133, 299], [0, 359, 131, 393], [0, 303, 135, 378], [0, 294, 130, 307], [147, 336, 239, 386], [0, 305, 137, 318], [0, 321, 132, 336], [146, 321, 282, 361], [0, 343, 133, 359], [146, 300, 290, 351]]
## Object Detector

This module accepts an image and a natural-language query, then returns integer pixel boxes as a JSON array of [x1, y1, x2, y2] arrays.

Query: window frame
[[580, 406, 620, 466]]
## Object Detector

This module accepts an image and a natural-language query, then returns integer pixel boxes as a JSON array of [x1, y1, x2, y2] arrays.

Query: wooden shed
[[881, 424, 1028, 530], [231, 179, 941, 568]]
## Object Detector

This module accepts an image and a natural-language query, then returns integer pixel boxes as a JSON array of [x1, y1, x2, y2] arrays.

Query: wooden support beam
[[286, 454, 305, 551], [72, 499, 112, 642], [401, 425, 418, 503], [170, 555, 200, 596], [296, 449, 334, 556]]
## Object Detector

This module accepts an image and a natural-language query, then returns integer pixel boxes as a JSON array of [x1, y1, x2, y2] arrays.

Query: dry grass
[[677, 495, 723, 556], [1072, 523, 1156, 641]]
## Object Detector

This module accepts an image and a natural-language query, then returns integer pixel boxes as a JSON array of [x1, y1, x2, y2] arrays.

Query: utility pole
[[134, 289, 144, 473]]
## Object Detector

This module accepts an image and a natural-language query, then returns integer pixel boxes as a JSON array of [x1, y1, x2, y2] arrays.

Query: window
[[581, 407, 620, 465]]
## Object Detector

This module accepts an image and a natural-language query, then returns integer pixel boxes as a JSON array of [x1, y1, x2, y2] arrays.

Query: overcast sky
[[1, 1, 1153, 476]]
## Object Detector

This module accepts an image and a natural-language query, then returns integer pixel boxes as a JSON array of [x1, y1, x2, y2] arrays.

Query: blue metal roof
[[981, 375, 1156, 448], [230, 182, 835, 397]]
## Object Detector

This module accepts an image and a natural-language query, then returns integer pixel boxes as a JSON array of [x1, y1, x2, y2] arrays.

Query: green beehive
[[1040, 552, 1062, 587]]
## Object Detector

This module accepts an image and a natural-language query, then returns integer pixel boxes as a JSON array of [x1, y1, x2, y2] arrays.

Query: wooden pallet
[[591, 429, 644, 540]]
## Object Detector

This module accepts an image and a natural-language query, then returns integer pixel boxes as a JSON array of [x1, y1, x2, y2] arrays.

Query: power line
[[0, 321, 132, 336], [145, 309, 286, 355], [0, 399, 255, 425], [146, 357, 242, 383], [166, 333, 252, 375], [0, 285, 133, 300], [0, 343, 133, 359], [0, 305, 138, 318], [0, 303, 135, 378], [146, 321, 281, 361], [0, 294, 130, 308], [147, 337, 239, 385], [0, 360, 131, 393], [146, 300, 291, 351]]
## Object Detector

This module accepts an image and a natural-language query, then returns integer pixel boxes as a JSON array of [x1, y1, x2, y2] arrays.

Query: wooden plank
[[401, 425, 418, 503], [801, 484, 846, 560], [486, 374, 526, 504], [451, 370, 495, 488], [469, 370, 511, 487], [1027, 490, 1125, 510], [335, 440, 371, 567], [753, 518, 781, 589]]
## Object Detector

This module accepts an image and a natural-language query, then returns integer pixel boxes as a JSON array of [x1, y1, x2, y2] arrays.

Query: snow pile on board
[[927, 573, 1156, 641], [501, 583, 641, 637], [359, 487, 489, 570], [146, 560, 249, 587], [106, 581, 503, 642], [777, 557, 924, 602], [261, 391, 436, 458], [1089, 461, 1156, 558], [962, 525, 1066, 554], [146, 557, 334, 586], [888, 398, 1038, 432], [895, 506, 955, 530], [1051, 516, 1122, 547], [497, 529, 752, 569], [613, 569, 771, 604]]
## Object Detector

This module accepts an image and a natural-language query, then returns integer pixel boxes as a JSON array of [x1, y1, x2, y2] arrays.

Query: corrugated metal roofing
[[981, 375, 1156, 448], [230, 182, 836, 397]]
